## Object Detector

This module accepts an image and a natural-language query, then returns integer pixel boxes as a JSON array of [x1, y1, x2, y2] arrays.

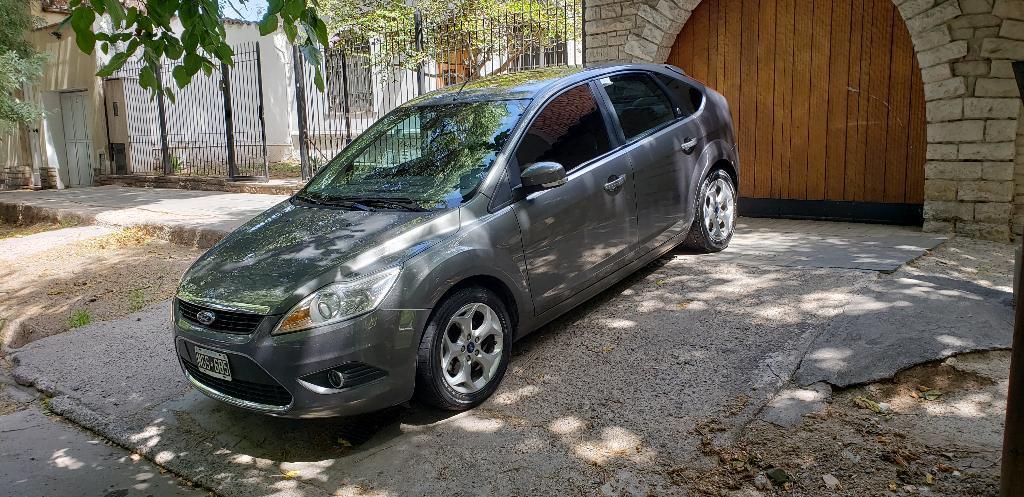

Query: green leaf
[[138, 66, 158, 94], [164, 40, 184, 60], [282, 21, 298, 42], [96, 51, 131, 77], [183, 53, 202, 72], [70, 7, 97, 54], [283, 0, 304, 19], [299, 43, 325, 91], [171, 65, 192, 88], [259, 14, 279, 36], [214, 43, 233, 63], [267, 0, 284, 15], [104, 0, 125, 26]]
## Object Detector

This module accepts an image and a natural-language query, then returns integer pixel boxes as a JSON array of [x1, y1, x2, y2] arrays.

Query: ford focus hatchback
[[173, 64, 739, 417]]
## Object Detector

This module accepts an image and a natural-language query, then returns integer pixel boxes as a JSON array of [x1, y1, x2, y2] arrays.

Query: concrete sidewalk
[[0, 186, 287, 248]]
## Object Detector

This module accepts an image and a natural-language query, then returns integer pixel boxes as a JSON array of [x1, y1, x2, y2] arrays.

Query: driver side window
[[515, 84, 612, 173]]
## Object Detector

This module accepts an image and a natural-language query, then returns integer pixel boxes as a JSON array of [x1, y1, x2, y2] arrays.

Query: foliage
[[67, 309, 92, 328], [65, 0, 328, 97], [128, 288, 146, 312], [319, 0, 578, 79], [0, 0, 46, 133]]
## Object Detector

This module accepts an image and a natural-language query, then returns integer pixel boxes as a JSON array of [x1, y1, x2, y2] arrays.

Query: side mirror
[[519, 162, 567, 192]]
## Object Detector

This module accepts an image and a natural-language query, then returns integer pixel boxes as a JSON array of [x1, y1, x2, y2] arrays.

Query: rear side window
[[600, 73, 675, 141], [656, 74, 704, 118], [515, 84, 612, 172]]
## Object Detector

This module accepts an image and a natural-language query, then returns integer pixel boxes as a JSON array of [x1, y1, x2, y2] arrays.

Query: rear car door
[[597, 72, 706, 251], [513, 82, 638, 314]]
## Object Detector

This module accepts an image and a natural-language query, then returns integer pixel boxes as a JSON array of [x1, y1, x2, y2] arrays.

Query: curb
[[0, 200, 229, 249]]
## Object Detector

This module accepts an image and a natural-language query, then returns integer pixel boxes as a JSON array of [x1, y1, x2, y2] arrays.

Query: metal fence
[[294, 0, 585, 178], [106, 42, 268, 178]]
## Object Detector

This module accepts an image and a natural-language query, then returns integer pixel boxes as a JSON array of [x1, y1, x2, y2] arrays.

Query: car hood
[[178, 199, 459, 314]]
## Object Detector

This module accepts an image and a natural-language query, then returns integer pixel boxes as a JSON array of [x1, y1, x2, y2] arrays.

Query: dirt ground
[[0, 222, 203, 352], [680, 351, 1007, 497], [676, 237, 1013, 497]]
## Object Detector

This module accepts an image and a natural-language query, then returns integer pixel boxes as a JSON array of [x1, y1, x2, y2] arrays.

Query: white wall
[[224, 23, 297, 156]]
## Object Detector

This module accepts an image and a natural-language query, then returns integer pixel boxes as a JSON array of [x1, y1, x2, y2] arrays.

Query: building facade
[[586, 0, 1024, 241]]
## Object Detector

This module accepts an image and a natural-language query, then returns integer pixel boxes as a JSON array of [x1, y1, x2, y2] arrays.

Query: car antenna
[[452, 66, 475, 100]]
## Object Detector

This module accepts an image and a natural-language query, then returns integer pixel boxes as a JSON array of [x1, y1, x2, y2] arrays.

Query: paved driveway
[[9, 220, 1012, 497]]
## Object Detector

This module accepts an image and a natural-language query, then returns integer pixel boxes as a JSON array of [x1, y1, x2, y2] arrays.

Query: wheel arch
[[709, 158, 738, 189], [435, 274, 521, 335], [691, 138, 740, 217]]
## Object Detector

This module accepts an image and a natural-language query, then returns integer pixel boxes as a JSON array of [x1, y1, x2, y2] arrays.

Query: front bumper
[[172, 301, 429, 418]]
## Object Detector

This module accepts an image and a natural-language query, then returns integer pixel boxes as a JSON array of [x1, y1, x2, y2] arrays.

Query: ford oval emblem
[[196, 310, 217, 325]]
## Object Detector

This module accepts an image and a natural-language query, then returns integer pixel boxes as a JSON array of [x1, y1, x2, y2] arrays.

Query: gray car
[[173, 64, 739, 418]]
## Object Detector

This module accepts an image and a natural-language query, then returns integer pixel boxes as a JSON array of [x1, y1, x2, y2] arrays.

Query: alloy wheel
[[703, 177, 735, 243], [440, 303, 505, 394]]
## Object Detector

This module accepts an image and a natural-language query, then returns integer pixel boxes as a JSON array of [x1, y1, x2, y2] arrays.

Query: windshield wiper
[[294, 192, 372, 211], [337, 197, 430, 212]]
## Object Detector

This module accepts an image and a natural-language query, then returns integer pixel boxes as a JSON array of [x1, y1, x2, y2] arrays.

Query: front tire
[[682, 169, 737, 253], [414, 286, 512, 411]]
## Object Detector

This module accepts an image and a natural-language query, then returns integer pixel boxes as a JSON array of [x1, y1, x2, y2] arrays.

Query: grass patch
[[58, 217, 81, 228], [128, 289, 146, 312], [82, 226, 156, 249], [0, 222, 62, 240], [67, 309, 92, 329], [269, 160, 302, 179]]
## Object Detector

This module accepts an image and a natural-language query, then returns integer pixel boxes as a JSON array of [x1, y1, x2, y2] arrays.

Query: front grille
[[182, 360, 292, 407], [177, 298, 264, 335]]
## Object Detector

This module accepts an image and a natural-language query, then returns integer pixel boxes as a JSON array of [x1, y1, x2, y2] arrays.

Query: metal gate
[[293, 0, 585, 179], [104, 42, 269, 179]]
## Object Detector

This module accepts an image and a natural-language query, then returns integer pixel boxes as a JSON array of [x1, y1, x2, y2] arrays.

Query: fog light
[[328, 370, 345, 389]]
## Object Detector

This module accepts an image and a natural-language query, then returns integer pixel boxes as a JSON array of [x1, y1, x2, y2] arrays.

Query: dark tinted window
[[600, 73, 675, 141], [656, 74, 704, 117], [515, 84, 612, 172]]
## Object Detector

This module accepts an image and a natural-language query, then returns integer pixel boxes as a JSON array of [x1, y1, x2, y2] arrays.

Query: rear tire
[[414, 286, 512, 411], [682, 169, 737, 253]]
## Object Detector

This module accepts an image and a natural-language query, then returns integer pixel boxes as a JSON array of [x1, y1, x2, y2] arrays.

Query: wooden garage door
[[669, 0, 926, 209]]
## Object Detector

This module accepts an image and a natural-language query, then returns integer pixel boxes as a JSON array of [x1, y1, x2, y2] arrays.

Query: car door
[[597, 72, 705, 252], [512, 82, 638, 314]]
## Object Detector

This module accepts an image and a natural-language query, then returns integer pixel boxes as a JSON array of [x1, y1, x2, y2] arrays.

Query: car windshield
[[300, 99, 531, 210]]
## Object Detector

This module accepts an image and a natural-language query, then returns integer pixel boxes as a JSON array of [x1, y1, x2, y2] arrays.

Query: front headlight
[[273, 267, 401, 335]]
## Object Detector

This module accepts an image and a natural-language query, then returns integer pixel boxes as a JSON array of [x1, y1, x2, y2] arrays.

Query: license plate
[[194, 346, 232, 381]]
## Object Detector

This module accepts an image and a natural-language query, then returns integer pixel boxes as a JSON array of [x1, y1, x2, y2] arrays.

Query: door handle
[[681, 137, 698, 154], [604, 174, 626, 192]]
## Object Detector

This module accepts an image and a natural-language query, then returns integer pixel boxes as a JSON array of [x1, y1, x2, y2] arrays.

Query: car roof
[[407, 63, 686, 105]]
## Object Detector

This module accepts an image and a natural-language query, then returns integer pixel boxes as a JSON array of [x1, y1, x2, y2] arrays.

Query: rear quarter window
[[599, 73, 676, 142], [656, 74, 705, 118]]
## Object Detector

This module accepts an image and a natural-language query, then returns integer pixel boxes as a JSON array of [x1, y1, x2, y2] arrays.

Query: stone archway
[[585, 0, 1024, 241]]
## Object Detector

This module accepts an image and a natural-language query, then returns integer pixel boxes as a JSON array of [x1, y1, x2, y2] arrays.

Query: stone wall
[[0, 164, 32, 190], [586, 0, 1024, 241], [0, 165, 59, 191]]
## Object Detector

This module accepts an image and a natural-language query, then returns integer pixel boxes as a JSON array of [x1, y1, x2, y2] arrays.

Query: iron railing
[[106, 42, 268, 179], [294, 0, 584, 178]]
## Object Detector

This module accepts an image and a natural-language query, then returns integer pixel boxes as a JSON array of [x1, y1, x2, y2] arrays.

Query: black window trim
[[652, 71, 707, 120], [594, 70, 683, 146]]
